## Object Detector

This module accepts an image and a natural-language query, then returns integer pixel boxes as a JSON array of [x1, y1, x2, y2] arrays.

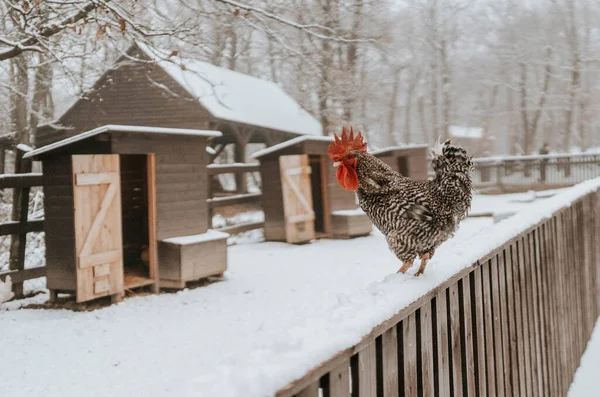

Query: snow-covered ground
[[568, 319, 600, 397], [1, 182, 599, 397]]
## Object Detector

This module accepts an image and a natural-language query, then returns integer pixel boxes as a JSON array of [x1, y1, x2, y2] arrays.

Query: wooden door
[[72, 154, 124, 302], [279, 154, 315, 243]]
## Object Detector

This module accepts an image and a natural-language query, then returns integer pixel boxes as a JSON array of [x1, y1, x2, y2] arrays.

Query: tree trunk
[[418, 95, 430, 144], [387, 67, 402, 144], [10, 56, 30, 146], [439, 37, 451, 141], [318, 0, 333, 135]]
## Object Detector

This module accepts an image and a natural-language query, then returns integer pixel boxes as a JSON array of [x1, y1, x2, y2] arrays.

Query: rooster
[[328, 127, 474, 276]]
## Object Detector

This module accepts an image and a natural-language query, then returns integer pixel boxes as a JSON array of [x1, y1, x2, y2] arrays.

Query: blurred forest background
[[2, 0, 600, 161]]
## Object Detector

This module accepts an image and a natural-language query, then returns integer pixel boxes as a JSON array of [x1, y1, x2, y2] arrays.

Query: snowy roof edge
[[251, 135, 332, 159], [24, 125, 222, 159]]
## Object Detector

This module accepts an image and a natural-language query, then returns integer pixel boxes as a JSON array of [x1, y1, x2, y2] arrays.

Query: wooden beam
[[147, 154, 159, 293], [0, 266, 46, 283], [207, 192, 262, 209], [0, 219, 44, 236], [207, 163, 260, 175], [0, 173, 43, 189]]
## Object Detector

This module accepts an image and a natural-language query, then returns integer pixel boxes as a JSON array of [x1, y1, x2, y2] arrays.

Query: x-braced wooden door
[[279, 154, 315, 243], [72, 154, 124, 303]]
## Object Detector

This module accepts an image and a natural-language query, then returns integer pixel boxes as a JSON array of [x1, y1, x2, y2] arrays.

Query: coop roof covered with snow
[[136, 43, 322, 137], [24, 124, 221, 159], [449, 125, 483, 139]]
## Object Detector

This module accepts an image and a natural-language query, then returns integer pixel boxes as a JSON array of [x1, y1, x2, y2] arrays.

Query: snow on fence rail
[[275, 177, 600, 397], [472, 152, 600, 190]]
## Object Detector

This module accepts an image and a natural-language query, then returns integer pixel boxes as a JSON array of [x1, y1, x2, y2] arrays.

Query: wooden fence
[[0, 147, 45, 298], [277, 187, 599, 397], [473, 152, 600, 191], [206, 163, 265, 234]]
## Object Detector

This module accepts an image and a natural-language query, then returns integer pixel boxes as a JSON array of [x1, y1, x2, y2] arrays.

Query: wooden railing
[[0, 147, 45, 298], [206, 163, 264, 234], [473, 152, 600, 191], [276, 183, 599, 397]]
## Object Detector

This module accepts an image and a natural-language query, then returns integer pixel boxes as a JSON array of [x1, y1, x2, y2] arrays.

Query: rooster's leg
[[397, 258, 415, 274], [414, 253, 431, 277]]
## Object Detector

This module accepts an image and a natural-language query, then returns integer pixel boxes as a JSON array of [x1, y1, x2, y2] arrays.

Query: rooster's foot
[[397, 259, 415, 274], [414, 253, 431, 277]]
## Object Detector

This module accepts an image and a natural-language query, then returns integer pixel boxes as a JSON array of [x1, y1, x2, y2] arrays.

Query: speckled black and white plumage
[[352, 140, 474, 265]]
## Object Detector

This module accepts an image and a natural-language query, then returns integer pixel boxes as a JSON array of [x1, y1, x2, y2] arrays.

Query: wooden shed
[[251, 136, 372, 244], [35, 42, 322, 192], [370, 145, 429, 180], [24, 125, 228, 303]]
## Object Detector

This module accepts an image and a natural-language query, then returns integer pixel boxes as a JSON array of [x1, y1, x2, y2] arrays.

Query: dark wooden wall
[[261, 158, 286, 241], [42, 156, 77, 291], [36, 60, 212, 147], [120, 155, 148, 264], [111, 132, 210, 240]]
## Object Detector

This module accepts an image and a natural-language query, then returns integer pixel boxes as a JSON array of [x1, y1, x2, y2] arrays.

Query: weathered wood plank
[[497, 250, 512, 397], [482, 261, 497, 397], [490, 255, 505, 397], [461, 276, 476, 397], [449, 283, 463, 397], [473, 266, 488, 397], [382, 326, 399, 397], [518, 237, 534, 397], [505, 243, 521, 397], [420, 303, 435, 397], [329, 360, 350, 397], [435, 291, 450, 397], [402, 313, 418, 397], [356, 343, 376, 397]]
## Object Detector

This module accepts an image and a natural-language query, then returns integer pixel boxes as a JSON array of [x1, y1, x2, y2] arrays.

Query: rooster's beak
[[333, 161, 342, 167]]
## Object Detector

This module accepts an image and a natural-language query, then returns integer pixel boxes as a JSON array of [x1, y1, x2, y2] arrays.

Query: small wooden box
[[158, 230, 229, 289], [331, 210, 372, 239]]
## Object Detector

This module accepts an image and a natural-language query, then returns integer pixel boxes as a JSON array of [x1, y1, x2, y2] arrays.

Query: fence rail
[[277, 185, 599, 397], [207, 163, 264, 233], [0, 147, 45, 297], [472, 152, 600, 191]]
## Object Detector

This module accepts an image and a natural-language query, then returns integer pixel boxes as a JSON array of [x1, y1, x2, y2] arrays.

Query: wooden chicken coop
[[251, 136, 372, 244], [25, 125, 229, 303], [371, 145, 429, 179]]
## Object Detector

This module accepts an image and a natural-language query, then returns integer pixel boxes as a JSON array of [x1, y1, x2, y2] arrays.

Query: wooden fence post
[[9, 146, 32, 298]]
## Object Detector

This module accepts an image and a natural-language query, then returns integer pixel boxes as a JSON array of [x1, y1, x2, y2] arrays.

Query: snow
[[206, 146, 217, 155], [137, 43, 323, 137], [24, 125, 222, 159], [0, 275, 13, 303], [332, 208, 366, 216], [162, 230, 230, 245], [568, 318, 600, 397], [449, 125, 483, 139], [251, 135, 332, 159], [2, 180, 599, 397]]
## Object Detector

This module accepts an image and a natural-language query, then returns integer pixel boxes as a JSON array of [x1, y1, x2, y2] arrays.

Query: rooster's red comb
[[328, 127, 368, 162]]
